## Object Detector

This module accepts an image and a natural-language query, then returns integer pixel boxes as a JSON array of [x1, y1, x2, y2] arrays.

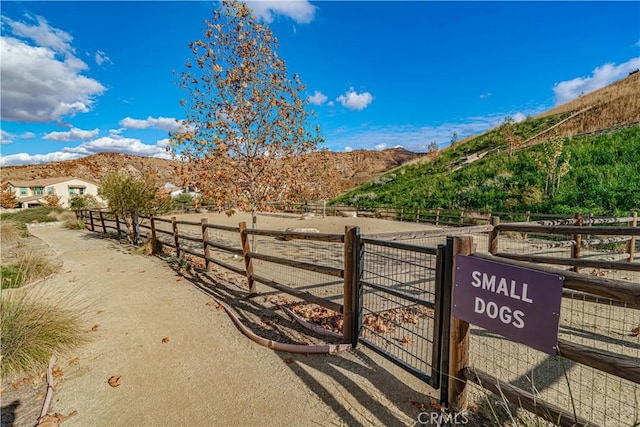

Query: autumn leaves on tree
[[170, 0, 338, 218]]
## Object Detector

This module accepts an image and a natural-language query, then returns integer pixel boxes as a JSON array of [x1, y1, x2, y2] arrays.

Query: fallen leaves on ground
[[283, 358, 294, 364], [161, 337, 170, 343], [37, 410, 78, 426], [52, 368, 64, 378], [205, 301, 214, 306], [88, 324, 99, 332], [68, 357, 79, 365], [216, 304, 224, 311], [107, 375, 121, 387]]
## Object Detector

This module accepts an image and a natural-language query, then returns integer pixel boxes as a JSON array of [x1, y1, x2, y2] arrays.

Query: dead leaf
[[161, 337, 170, 343], [52, 368, 64, 378], [68, 357, 79, 365], [283, 358, 294, 364], [215, 304, 224, 311], [176, 278, 183, 282], [107, 375, 121, 387], [400, 336, 412, 345], [205, 301, 214, 306], [631, 327, 640, 337], [90, 324, 99, 332]]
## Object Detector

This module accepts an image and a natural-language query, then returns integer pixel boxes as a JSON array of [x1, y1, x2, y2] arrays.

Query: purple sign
[[452, 255, 564, 355]]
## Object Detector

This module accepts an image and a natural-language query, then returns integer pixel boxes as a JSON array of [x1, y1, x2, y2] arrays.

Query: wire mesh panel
[[359, 238, 441, 385], [465, 274, 640, 426], [249, 234, 345, 306]]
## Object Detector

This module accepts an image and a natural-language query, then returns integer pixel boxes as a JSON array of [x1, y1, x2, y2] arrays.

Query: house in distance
[[5, 176, 102, 209]]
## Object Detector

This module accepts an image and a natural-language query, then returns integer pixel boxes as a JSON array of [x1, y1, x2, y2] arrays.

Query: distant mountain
[[0, 152, 180, 184], [0, 148, 423, 190]]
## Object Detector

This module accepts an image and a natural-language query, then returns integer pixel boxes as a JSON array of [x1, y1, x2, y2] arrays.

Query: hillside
[[334, 73, 640, 215], [0, 148, 422, 190]]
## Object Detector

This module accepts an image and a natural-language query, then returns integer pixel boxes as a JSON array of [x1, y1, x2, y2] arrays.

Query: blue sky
[[1, 1, 639, 166]]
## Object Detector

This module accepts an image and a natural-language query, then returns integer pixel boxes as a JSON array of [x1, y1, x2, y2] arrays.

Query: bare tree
[[170, 0, 323, 229]]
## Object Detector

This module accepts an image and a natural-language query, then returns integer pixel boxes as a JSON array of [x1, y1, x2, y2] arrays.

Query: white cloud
[[0, 16, 105, 122], [308, 90, 328, 106], [0, 130, 36, 144], [1, 130, 15, 144], [337, 87, 373, 111], [553, 57, 640, 104], [0, 134, 171, 166], [247, 1, 316, 24], [95, 50, 111, 66], [344, 146, 353, 153], [119, 116, 182, 132], [43, 127, 99, 141], [155, 138, 171, 148], [325, 108, 543, 153], [2, 15, 74, 54], [512, 113, 526, 123], [479, 92, 491, 99]]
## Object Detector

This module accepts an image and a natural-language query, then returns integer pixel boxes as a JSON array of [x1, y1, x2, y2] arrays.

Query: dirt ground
[[3, 221, 441, 427]]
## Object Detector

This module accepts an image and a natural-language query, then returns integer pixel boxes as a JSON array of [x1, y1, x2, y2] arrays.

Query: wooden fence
[[488, 212, 638, 273], [76, 209, 640, 426]]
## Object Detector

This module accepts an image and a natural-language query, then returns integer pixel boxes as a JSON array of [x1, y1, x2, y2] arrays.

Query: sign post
[[453, 255, 564, 355]]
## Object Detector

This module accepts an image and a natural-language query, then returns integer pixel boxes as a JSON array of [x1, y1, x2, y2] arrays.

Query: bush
[[0, 220, 22, 243], [69, 194, 101, 210], [0, 251, 58, 289], [1, 291, 86, 375], [1, 265, 24, 289]]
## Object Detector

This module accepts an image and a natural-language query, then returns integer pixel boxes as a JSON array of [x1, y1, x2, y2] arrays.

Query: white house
[[6, 176, 103, 209]]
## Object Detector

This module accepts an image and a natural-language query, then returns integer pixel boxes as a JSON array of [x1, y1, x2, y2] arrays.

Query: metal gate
[[355, 236, 451, 391]]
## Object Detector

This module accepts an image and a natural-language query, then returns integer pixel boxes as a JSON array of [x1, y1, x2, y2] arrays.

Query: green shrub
[[0, 252, 58, 289], [1, 265, 24, 289], [1, 291, 86, 375]]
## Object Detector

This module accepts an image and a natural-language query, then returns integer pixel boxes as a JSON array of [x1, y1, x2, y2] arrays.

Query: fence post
[[133, 209, 140, 246], [115, 214, 122, 239], [488, 216, 500, 255], [628, 211, 637, 262], [171, 216, 180, 257], [524, 210, 531, 239], [343, 225, 362, 347], [238, 222, 256, 293], [147, 214, 158, 253], [415, 208, 420, 223], [571, 213, 582, 272], [435, 208, 440, 226], [459, 209, 465, 225], [99, 210, 107, 234], [89, 210, 95, 232], [448, 235, 474, 410], [202, 218, 212, 271]]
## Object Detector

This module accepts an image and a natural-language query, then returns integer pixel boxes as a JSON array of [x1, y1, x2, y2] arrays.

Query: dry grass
[[1, 290, 87, 376], [1, 251, 58, 289], [531, 73, 640, 141], [0, 220, 22, 243]]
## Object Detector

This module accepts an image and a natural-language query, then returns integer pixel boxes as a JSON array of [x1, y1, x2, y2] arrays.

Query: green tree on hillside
[[170, 0, 326, 232]]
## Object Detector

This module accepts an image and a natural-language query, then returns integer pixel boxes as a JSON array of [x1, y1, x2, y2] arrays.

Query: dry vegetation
[[0, 290, 87, 376]]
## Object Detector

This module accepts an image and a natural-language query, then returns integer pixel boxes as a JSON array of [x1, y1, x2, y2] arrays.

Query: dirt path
[[26, 224, 433, 427]]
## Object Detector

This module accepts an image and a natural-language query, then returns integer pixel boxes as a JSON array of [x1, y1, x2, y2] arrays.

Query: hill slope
[[334, 73, 640, 215], [0, 148, 422, 190]]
